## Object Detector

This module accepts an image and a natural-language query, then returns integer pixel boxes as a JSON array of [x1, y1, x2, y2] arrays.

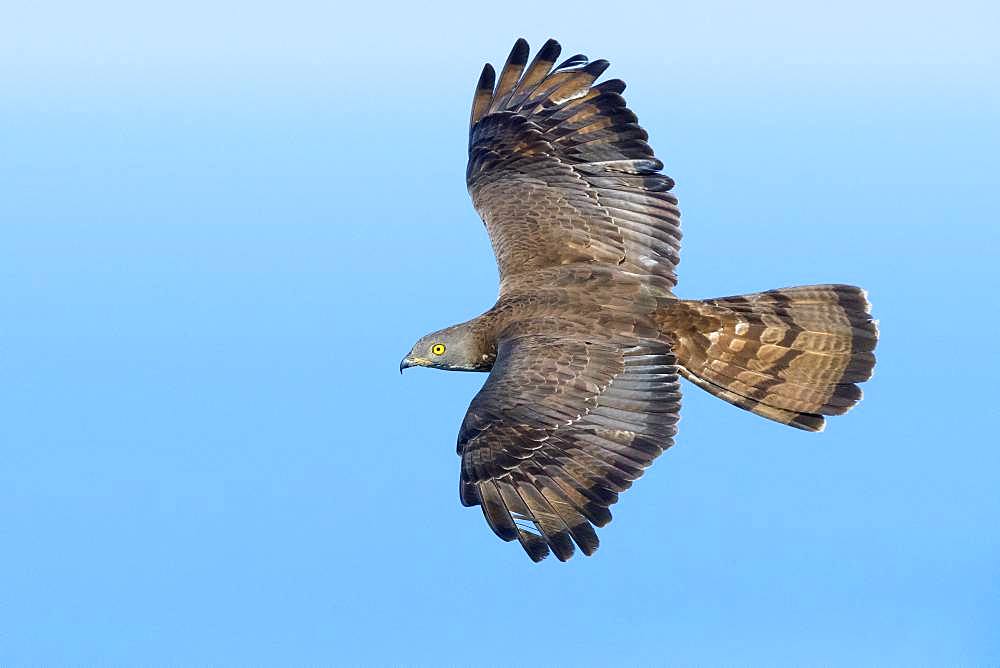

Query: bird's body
[[401, 39, 879, 562], [453, 263, 666, 352]]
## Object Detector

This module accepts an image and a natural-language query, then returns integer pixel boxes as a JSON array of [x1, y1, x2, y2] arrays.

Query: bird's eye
[[431, 344, 446, 356]]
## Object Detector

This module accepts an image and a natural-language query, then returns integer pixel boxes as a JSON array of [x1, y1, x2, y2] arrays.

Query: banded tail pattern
[[665, 285, 878, 431]]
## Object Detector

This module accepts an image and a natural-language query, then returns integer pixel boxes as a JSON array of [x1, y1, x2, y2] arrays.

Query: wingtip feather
[[470, 63, 496, 128]]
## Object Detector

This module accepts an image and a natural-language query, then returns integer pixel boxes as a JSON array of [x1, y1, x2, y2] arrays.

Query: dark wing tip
[[478, 481, 518, 541], [477, 63, 496, 92], [584, 59, 611, 77], [535, 38, 561, 66], [509, 38, 530, 66], [518, 529, 550, 562], [572, 522, 600, 556], [556, 53, 589, 70], [789, 413, 826, 432], [470, 63, 497, 128], [539, 38, 561, 53], [597, 78, 627, 95], [550, 534, 576, 562]]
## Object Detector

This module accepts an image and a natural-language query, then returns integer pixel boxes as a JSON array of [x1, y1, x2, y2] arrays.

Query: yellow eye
[[431, 343, 446, 356]]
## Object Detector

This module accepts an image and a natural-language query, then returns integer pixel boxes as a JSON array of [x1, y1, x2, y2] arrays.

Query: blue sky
[[2, 0, 998, 664]]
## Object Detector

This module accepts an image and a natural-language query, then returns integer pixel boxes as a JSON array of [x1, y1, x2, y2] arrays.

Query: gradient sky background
[[2, 0, 998, 664]]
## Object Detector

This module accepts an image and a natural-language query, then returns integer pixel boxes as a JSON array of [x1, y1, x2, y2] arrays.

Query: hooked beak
[[400, 356, 430, 373]]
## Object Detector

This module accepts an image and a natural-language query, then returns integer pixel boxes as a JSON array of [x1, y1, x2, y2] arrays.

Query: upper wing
[[457, 332, 681, 561], [467, 38, 682, 290]]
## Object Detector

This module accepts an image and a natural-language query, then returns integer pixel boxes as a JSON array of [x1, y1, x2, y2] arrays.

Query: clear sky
[[2, 0, 998, 664]]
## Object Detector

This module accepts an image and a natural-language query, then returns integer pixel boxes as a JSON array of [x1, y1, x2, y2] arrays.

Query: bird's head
[[400, 323, 495, 373]]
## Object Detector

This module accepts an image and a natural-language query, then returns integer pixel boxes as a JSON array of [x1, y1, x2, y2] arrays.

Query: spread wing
[[467, 38, 682, 290], [457, 332, 681, 561]]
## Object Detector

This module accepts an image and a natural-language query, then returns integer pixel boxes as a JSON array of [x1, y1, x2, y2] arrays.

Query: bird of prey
[[400, 38, 878, 562]]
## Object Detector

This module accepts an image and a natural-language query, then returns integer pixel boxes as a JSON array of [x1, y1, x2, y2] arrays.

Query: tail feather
[[664, 284, 878, 431]]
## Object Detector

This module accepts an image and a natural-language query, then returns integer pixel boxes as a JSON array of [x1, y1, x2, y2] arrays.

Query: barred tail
[[665, 285, 878, 432]]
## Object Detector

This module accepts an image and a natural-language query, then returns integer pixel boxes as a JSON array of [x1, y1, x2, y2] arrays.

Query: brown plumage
[[401, 38, 878, 562]]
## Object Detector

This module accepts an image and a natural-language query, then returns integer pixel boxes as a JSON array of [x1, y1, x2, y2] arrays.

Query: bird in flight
[[401, 38, 878, 562]]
